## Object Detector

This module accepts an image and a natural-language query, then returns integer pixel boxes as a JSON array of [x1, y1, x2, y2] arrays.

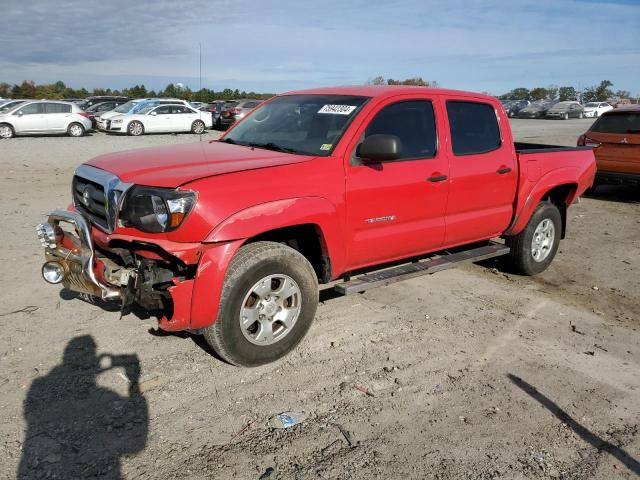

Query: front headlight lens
[[120, 186, 196, 233], [112, 119, 123, 124]]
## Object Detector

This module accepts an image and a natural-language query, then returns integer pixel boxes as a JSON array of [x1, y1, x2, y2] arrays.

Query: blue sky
[[1, 0, 638, 95]]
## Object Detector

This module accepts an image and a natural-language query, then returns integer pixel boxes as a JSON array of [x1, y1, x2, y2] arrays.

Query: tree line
[[0, 80, 274, 102], [500, 80, 632, 103]]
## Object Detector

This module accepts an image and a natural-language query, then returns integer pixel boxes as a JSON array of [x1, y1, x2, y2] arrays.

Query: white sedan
[[583, 102, 613, 118], [106, 103, 212, 135]]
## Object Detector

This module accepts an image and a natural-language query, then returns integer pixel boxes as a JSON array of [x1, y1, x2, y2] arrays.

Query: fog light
[[42, 261, 65, 284]]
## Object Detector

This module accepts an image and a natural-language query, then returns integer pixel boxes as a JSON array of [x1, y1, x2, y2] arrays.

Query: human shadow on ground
[[18, 335, 148, 479], [508, 374, 639, 475]]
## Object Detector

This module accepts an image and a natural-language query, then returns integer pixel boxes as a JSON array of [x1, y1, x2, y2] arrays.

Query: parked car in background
[[209, 100, 229, 129], [97, 98, 192, 131], [578, 105, 640, 188], [78, 96, 129, 111], [545, 101, 584, 120], [0, 100, 91, 138], [85, 100, 128, 128], [518, 101, 557, 119], [106, 103, 211, 135], [608, 98, 632, 109], [583, 102, 613, 118], [0, 99, 30, 114], [502, 100, 530, 117], [219, 99, 263, 128]]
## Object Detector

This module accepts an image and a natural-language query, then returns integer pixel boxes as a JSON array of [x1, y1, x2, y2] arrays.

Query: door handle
[[496, 167, 512, 174], [427, 175, 448, 182]]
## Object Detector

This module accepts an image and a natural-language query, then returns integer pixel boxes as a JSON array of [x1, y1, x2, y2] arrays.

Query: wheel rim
[[194, 121, 204, 133], [69, 124, 82, 136], [239, 274, 302, 346], [531, 218, 555, 262], [0, 126, 12, 138], [130, 122, 142, 135]]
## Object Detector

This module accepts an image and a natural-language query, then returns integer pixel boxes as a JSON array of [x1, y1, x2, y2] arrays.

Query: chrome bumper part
[[37, 210, 123, 300]]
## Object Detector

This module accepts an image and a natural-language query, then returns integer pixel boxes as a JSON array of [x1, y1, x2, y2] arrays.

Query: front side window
[[446, 101, 501, 155], [362, 100, 437, 160], [223, 94, 369, 156], [17, 103, 42, 115], [153, 106, 171, 115]]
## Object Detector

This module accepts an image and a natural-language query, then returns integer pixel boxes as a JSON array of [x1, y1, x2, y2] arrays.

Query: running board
[[334, 242, 510, 295]]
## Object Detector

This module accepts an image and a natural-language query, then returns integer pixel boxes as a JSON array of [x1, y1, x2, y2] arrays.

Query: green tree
[[583, 80, 614, 102], [502, 87, 530, 100], [558, 86, 577, 101], [529, 87, 549, 101]]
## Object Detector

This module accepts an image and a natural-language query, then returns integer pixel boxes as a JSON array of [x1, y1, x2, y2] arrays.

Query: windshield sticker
[[320, 143, 333, 151], [318, 104, 357, 115]]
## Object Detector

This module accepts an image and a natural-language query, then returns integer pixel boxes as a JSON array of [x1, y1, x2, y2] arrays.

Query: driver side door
[[145, 105, 172, 132]]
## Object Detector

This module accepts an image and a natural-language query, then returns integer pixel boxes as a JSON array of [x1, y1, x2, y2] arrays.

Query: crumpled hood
[[86, 141, 313, 188]]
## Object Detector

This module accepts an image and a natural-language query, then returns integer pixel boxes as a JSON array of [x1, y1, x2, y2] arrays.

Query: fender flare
[[505, 167, 581, 236], [205, 196, 346, 276]]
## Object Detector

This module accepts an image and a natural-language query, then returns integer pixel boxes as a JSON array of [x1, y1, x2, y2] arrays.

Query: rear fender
[[205, 197, 345, 277], [505, 167, 588, 236]]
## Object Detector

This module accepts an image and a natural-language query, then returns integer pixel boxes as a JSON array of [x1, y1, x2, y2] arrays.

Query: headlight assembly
[[119, 186, 196, 233]]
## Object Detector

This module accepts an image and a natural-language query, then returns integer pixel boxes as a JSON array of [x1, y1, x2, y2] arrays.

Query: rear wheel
[[67, 122, 85, 137], [128, 121, 144, 136], [204, 241, 319, 367], [506, 202, 561, 275], [191, 120, 206, 134], [0, 123, 14, 139]]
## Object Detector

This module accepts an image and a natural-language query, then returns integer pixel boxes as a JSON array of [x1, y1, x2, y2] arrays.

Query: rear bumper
[[595, 170, 640, 187], [37, 209, 243, 331]]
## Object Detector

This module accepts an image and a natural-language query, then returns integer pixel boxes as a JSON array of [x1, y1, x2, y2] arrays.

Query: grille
[[72, 165, 131, 233]]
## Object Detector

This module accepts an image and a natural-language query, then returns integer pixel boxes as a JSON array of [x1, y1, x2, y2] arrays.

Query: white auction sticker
[[318, 104, 357, 115]]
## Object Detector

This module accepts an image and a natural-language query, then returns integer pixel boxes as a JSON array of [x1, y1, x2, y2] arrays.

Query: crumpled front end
[[36, 209, 205, 331]]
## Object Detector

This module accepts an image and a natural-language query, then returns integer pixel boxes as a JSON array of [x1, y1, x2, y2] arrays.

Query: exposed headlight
[[112, 119, 123, 124], [119, 186, 196, 233]]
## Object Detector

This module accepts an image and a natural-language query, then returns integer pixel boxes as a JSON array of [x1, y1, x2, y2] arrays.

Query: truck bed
[[515, 142, 592, 154]]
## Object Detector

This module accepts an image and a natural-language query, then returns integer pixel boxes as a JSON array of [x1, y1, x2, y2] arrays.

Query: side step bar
[[334, 242, 510, 296]]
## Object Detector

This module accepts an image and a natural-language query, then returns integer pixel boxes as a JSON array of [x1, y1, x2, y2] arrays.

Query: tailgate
[[587, 132, 640, 174]]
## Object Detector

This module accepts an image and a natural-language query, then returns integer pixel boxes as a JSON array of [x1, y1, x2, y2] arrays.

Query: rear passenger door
[[443, 99, 516, 246], [344, 97, 449, 268], [172, 106, 195, 131], [44, 103, 72, 131]]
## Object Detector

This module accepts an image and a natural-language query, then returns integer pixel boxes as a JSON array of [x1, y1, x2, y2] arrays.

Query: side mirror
[[356, 134, 402, 163], [16, 111, 23, 117], [149, 111, 157, 116]]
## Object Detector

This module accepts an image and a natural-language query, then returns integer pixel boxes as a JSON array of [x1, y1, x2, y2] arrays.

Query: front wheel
[[578, 112, 583, 119], [563, 113, 569, 120], [191, 120, 206, 134], [127, 121, 144, 136], [0, 123, 14, 139], [505, 202, 561, 275], [204, 241, 319, 367]]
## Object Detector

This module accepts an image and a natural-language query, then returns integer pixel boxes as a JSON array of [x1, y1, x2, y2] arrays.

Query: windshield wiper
[[247, 142, 298, 154]]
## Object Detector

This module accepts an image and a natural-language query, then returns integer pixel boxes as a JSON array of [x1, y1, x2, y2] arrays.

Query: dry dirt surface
[[0, 120, 638, 480]]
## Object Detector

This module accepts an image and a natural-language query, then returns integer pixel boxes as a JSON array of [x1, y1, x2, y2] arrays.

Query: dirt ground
[[0, 119, 638, 479]]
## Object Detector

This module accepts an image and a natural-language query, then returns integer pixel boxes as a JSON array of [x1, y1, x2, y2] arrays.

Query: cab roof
[[281, 85, 497, 102]]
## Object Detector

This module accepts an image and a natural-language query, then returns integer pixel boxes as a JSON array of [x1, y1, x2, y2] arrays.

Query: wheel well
[[244, 224, 331, 283], [543, 184, 577, 239]]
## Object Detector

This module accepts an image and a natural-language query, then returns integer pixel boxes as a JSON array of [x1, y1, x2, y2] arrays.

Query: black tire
[[563, 113, 569, 120], [505, 202, 562, 275], [191, 120, 206, 134], [578, 112, 583, 119], [204, 241, 319, 367], [593, 111, 599, 118], [67, 122, 85, 137], [127, 121, 144, 136], [0, 123, 15, 139]]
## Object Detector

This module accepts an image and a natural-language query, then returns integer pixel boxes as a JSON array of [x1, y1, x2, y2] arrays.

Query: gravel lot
[[1, 119, 638, 479]]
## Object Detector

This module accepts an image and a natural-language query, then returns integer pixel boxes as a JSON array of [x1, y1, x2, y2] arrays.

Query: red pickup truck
[[37, 86, 595, 366]]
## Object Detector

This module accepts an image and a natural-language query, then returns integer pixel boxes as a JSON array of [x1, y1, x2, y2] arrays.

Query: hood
[[86, 141, 313, 188]]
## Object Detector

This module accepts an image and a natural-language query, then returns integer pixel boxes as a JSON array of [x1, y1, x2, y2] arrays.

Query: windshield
[[222, 94, 369, 156], [114, 101, 137, 113], [591, 112, 640, 134], [0, 100, 26, 113]]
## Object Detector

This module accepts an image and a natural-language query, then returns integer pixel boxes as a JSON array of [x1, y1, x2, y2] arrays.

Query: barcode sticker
[[318, 104, 357, 115]]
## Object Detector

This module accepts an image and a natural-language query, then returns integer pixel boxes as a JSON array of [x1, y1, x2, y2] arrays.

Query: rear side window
[[363, 100, 437, 160], [447, 101, 501, 155], [591, 113, 640, 134]]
